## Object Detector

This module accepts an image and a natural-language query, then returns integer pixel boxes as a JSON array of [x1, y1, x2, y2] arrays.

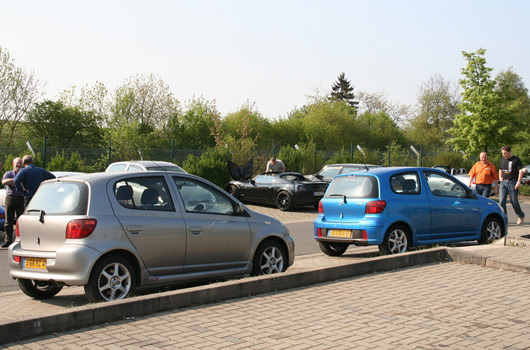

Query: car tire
[[228, 185, 240, 200], [84, 256, 136, 303], [252, 240, 287, 276], [318, 242, 348, 256], [478, 216, 504, 244], [276, 191, 293, 211], [18, 278, 63, 299], [379, 224, 410, 255]]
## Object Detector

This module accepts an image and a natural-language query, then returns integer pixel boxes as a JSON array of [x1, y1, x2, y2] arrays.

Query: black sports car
[[227, 172, 329, 211]]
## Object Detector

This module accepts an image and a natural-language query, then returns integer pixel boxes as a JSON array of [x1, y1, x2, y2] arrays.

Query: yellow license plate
[[24, 258, 47, 269], [329, 229, 352, 238]]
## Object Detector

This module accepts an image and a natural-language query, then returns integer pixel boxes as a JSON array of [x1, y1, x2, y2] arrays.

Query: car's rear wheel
[[276, 191, 293, 211], [319, 242, 348, 256], [85, 256, 136, 303], [379, 224, 410, 255], [18, 279, 63, 299], [252, 240, 287, 275], [228, 185, 240, 200], [478, 216, 503, 244]]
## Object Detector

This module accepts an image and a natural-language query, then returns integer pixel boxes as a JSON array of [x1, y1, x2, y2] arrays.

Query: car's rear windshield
[[27, 181, 89, 215], [325, 175, 378, 198]]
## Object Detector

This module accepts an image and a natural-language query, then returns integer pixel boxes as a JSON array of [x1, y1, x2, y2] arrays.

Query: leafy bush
[[183, 147, 231, 188], [47, 152, 99, 173]]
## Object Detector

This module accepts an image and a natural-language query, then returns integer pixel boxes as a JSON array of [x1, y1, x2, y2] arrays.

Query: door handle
[[126, 225, 143, 234], [189, 226, 203, 235]]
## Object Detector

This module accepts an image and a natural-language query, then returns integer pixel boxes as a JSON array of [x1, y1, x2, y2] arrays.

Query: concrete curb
[[0, 247, 449, 344]]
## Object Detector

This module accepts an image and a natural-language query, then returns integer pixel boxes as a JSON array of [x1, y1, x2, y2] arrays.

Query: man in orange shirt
[[468, 152, 498, 197]]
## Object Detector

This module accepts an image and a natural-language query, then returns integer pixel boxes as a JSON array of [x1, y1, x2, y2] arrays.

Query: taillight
[[317, 228, 322, 237], [13, 256, 21, 263], [365, 200, 386, 214], [0, 212, 4, 220], [318, 201, 324, 214], [15, 221, 20, 237], [66, 219, 97, 239]]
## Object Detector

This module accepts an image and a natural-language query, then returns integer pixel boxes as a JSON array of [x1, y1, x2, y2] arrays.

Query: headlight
[[295, 184, 307, 192]]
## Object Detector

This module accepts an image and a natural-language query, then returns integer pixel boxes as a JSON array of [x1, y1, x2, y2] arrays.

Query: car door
[[110, 175, 187, 276], [245, 174, 275, 204], [422, 171, 480, 241], [172, 176, 251, 273]]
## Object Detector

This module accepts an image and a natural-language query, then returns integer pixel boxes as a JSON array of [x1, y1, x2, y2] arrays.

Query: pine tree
[[329, 72, 358, 109]]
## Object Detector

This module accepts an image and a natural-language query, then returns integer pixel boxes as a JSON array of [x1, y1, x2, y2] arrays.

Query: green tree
[[448, 48, 515, 154], [329, 72, 358, 109], [0, 45, 41, 146], [25, 100, 103, 148], [356, 111, 404, 149], [407, 75, 460, 149]]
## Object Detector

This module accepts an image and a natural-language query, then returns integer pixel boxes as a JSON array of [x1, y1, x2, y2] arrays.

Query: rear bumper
[[313, 217, 388, 245], [8, 241, 101, 286]]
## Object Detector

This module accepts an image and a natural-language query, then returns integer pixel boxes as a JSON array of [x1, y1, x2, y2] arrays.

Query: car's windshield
[[325, 175, 378, 198]]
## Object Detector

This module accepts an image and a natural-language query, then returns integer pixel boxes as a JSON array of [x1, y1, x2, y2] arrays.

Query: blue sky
[[1, 0, 529, 119]]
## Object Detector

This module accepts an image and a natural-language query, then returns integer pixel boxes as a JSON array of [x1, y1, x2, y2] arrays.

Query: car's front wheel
[[478, 216, 503, 244], [319, 242, 348, 256], [379, 224, 410, 255], [252, 240, 287, 275], [85, 256, 136, 303], [276, 191, 293, 211], [18, 279, 63, 299]]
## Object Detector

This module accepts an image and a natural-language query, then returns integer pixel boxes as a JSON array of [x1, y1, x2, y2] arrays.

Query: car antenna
[[356, 145, 369, 171]]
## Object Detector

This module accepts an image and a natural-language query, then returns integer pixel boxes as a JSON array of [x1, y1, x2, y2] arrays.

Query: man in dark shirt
[[499, 146, 525, 225], [13, 155, 55, 208], [1, 158, 24, 247]]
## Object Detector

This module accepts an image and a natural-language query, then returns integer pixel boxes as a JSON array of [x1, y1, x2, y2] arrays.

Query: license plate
[[329, 229, 352, 238], [24, 258, 47, 269], [313, 191, 324, 196]]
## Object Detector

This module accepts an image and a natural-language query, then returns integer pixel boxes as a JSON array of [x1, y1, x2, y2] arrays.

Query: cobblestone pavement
[[4, 261, 530, 349]]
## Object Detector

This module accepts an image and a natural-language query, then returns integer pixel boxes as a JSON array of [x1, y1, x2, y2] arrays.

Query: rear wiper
[[27, 209, 46, 223], [329, 194, 347, 203]]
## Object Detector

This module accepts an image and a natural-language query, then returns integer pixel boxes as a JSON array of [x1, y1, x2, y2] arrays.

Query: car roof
[[42, 170, 200, 186], [324, 163, 381, 167], [335, 166, 446, 177], [110, 160, 176, 167]]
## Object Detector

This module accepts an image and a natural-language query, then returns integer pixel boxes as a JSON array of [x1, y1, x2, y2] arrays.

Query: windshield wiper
[[329, 194, 347, 203], [27, 209, 46, 223]]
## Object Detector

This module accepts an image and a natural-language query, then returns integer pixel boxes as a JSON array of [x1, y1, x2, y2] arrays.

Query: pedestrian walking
[[498, 146, 525, 225], [1, 158, 25, 247], [13, 155, 55, 208], [468, 151, 499, 197]]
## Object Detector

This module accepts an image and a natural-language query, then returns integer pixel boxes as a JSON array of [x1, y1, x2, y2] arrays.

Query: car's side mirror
[[250, 179, 255, 185]]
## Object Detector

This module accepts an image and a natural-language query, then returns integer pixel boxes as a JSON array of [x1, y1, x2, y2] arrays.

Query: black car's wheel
[[85, 256, 136, 303], [478, 216, 503, 244], [379, 224, 410, 255], [252, 240, 287, 275], [319, 242, 348, 256], [276, 191, 293, 211], [228, 185, 240, 200], [18, 279, 63, 299]]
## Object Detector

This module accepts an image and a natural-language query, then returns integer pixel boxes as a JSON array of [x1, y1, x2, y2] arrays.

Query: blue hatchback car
[[314, 167, 508, 255]]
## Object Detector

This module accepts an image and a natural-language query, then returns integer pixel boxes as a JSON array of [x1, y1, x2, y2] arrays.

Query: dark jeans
[[475, 184, 492, 198], [4, 195, 24, 244], [499, 180, 525, 219]]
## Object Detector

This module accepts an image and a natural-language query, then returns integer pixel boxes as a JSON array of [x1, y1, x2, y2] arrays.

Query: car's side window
[[319, 167, 340, 178], [127, 165, 143, 171], [390, 172, 420, 195], [114, 176, 174, 211], [423, 171, 467, 198], [108, 164, 127, 172], [173, 177, 235, 215]]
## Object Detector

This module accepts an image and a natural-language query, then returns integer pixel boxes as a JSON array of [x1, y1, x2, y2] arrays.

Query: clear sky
[[1, 0, 529, 119]]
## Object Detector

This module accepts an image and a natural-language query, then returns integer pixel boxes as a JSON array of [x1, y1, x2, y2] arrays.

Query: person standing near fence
[[14, 155, 56, 208], [1, 158, 24, 247], [498, 146, 525, 225], [468, 152, 498, 197]]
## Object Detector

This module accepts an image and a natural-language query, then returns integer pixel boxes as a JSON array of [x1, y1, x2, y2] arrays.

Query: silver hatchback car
[[8, 172, 294, 302]]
